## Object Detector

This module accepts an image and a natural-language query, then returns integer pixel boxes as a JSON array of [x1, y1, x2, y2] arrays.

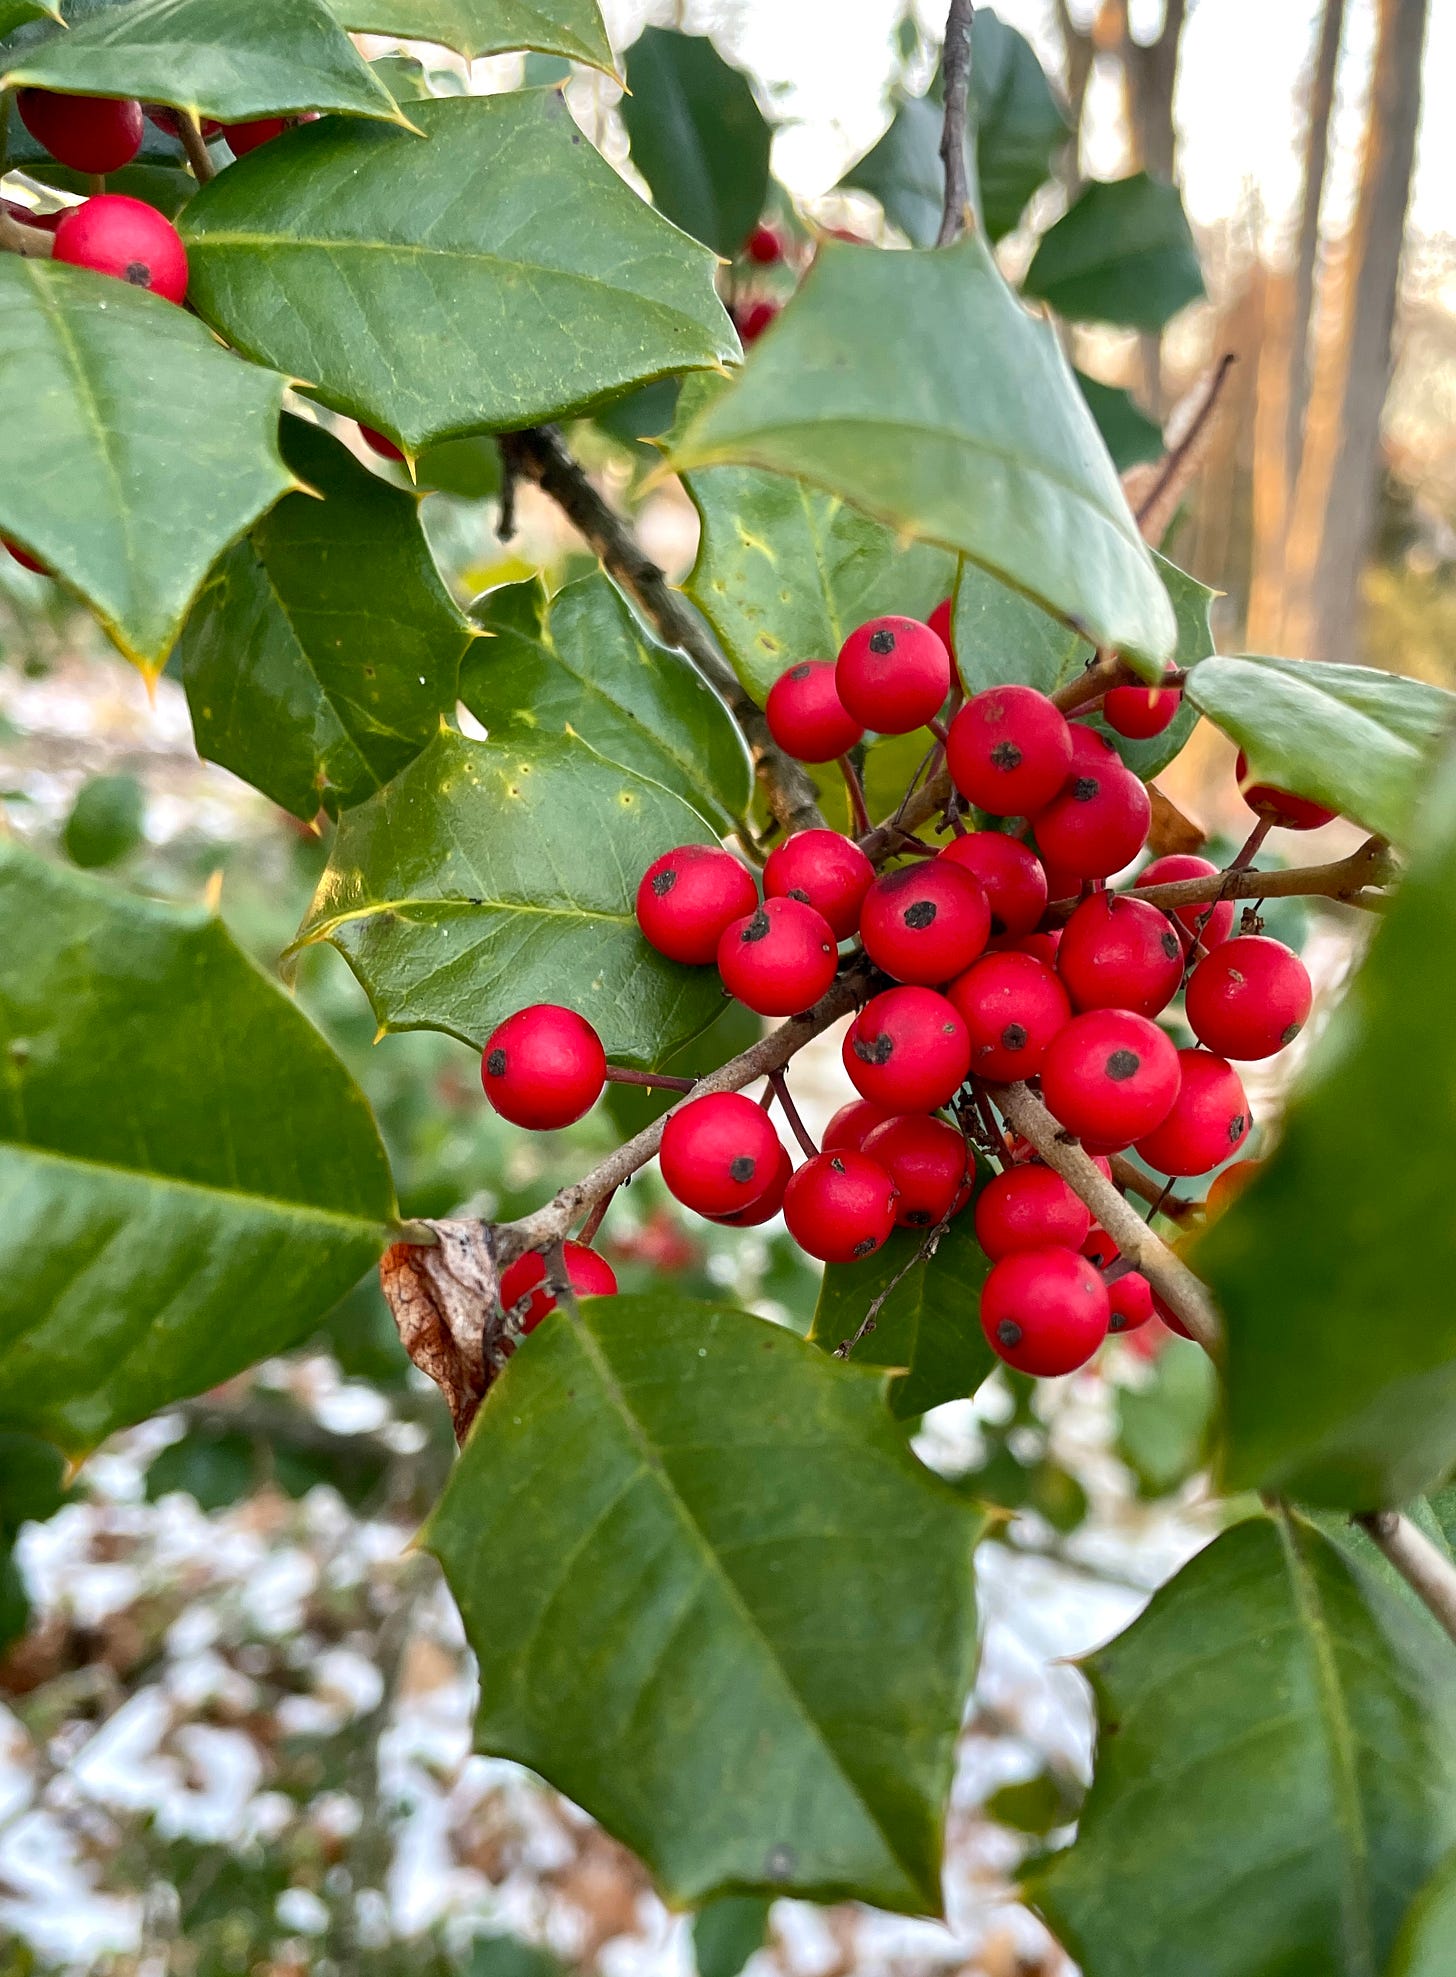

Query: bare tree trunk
[[1286, 0, 1348, 488], [1280, 0, 1430, 667]]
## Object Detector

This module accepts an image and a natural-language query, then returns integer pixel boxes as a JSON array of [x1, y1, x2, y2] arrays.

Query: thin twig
[[1047, 838, 1396, 928], [1354, 1511, 1456, 1649], [995, 1081, 1221, 1351], [177, 111, 217, 184], [499, 425, 825, 837], [768, 1068, 819, 1158], [1109, 1154, 1196, 1222], [0, 206, 55, 258], [577, 1188, 617, 1245], [1133, 352, 1236, 544], [603, 1066, 697, 1092], [935, 0, 977, 247], [838, 754, 871, 835], [835, 1217, 949, 1358]]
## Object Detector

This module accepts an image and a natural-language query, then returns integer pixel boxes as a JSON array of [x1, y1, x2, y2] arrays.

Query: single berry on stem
[[1106, 1269, 1154, 1332], [940, 830, 1047, 937], [765, 660, 864, 763], [980, 1248, 1110, 1376], [1068, 722, 1121, 772], [1040, 1008, 1182, 1146], [736, 298, 780, 342], [783, 1149, 898, 1262], [843, 986, 972, 1112], [745, 222, 783, 264], [1103, 684, 1181, 739], [53, 195, 189, 303], [947, 686, 1073, 816], [708, 1139, 793, 1226], [1034, 762, 1152, 878], [1235, 751, 1336, 830], [859, 861, 990, 985], [1134, 1049, 1251, 1176], [223, 117, 289, 156], [636, 844, 758, 965], [1056, 892, 1184, 1018], [717, 897, 838, 1016], [659, 1091, 782, 1216], [836, 615, 951, 734], [499, 1241, 618, 1333], [764, 829, 872, 940], [1185, 934, 1312, 1060], [480, 1003, 606, 1129], [974, 1162, 1091, 1260], [947, 950, 1070, 1083], [861, 1115, 972, 1227], [1134, 853, 1234, 948], [17, 89, 144, 174], [928, 596, 956, 663]]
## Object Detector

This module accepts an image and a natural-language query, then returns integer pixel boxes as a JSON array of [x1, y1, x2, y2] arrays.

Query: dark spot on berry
[[729, 1155, 757, 1184], [852, 1236, 878, 1256], [1281, 1020, 1303, 1044], [787, 887, 811, 905], [1228, 967, 1246, 986], [1161, 930, 1181, 960], [740, 907, 772, 944], [1105, 1048, 1141, 1081], [989, 914, 1006, 936], [651, 868, 677, 896], [853, 1032, 893, 1065], [1000, 1023, 1028, 1052], [789, 662, 811, 681], [996, 1319, 1023, 1348], [1108, 1310, 1127, 1332], [485, 1048, 506, 1078], [903, 899, 937, 930], [941, 1023, 958, 1036], [990, 740, 1023, 771], [868, 628, 896, 655], [830, 1156, 846, 1173], [1228, 1113, 1248, 1142], [1072, 776, 1099, 803], [905, 1210, 931, 1226], [125, 260, 150, 286]]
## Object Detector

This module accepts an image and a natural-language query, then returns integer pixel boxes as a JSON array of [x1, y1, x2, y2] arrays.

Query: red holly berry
[[763, 828, 872, 940], [1134, 1050, 1251, 1176], [974, 1163, 1091, 1260], [1235, 751, 1336, 830], [659, 1091, 783, 1216], [1081, 1224, 1118, 1271], [928, 596, 955, 661], [859, 861, 990, 985], [1040, 1009, 1182, 1145], [1205, 1159, 1260, 1217], [1056, 892, 1184, 1018], [144, 106, 222, 138], [1034, 762, 1151, 879], [861, 1115, 971, 1227], [708, 1139, 793, 1226], [3, 540, 47, 575], [1103, 684, 1181, 739], [636, 845, 758, 965], [2, 198, 63, 234], [822, 1097, 894, 1152], [360, 424, 405, 461], [843, 986, 972, 1111], [1185, 934, 1312, 1060], [783, 1149, 898, 1262], [499, 1241, 618, 1333], [765, 660, 864, 763], [947, 686, 1073, 817], [1068, 721, 1121, 772], [981, 1248, 1110, 1376], [745, 222, 783, 264], [1134, 854, 1234, 949], [480, 1003, 606, 1129], [1008, 929, 1061, 967], [717, 897, 838, 1016], [17, 89, 144, 174], [223, 117, 289, 156], [737, 298, 780, 343], [1039, 858, 1082, 907], [1107, 1269, 1154, 1332], [836, 615, 951, 734], [947, 951, 1070, 1083], [53, 195, 188, 303], [940, 831, 1047, 938]]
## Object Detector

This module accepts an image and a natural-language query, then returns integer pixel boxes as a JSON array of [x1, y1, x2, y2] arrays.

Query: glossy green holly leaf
[[180, 418, 473, 822], [1114, 1340, 1216, 1498], [1187, 653, 1455, 844], [0, 0, 59, 33], [620, 27, 771, 257], [1075, 371, 1163, 471], [693, 1897, 772, 1977], [1023, 172, 1204, 333], [1203, 738, 1456, 1508], [463, 574, 750, 835], [331, 0, 613, 71], [182, 93, 737, 456], [0, 259, 293, 674], [2, 0, 406, 124], [671, 234, 1176, 671], [1390, 1851, 1456, 1977], [291, 729, 726, 1066], [428, 1292, 983, 1911], [951, 560, 1089, 699], [1032, 1510, 1456, 1977], [0, 1427, 69, 1647], [840, 90, 942, 248], [679, 381, 954, 706], [0, 847, 395, 1456], [62, 772, 145, 869], [809, 1216, 994, 1421]]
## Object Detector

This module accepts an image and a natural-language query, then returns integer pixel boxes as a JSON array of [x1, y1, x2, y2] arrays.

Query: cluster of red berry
[[481, 605, 1330, 1380]]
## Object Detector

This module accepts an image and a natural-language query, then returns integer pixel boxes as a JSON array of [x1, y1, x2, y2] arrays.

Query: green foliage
[[0, 846, 395, 1454], [0, 0, 58, 31], [671, 234, 1177, 670], [427, 1293, 983, 1911], [841, 93, 942, 250], [291, 729, 727, 1065], [1078, 556, 1217, 777], [463, 572, 751, 834], [1188, 652, 1456, 844], [1075, 371, 1163, 471], [1390, 1851, 1456, 1977], [809, 1218, 995, 1421], [1023, 172, 1204, 333], [1, 0, 405, 123], [1114, 1342, 1217, 1498], [693, 1896, 772, 1977], [330, 0, 614, 70], [1032, 1510, 1456, 1977], [0, 258, 293, 672], [951, 561, 1088, 699], [620, 27, 771, 257], [464, 1939, 570, 1977], [181, 416, 473, 820], [1204, 738, 1456, 1508], [62, 771, 145, 868], [182, 93, 736, 454]]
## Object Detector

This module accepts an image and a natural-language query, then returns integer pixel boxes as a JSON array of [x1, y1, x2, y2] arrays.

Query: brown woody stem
[[178, 111, 217, 184], [1048, 838, 1396, 928], [935, 0, 976, 247], [603, 1066, 697, 1093], [838, 754, 871, 835], [1354, 1511, 1456, 1648], [768, 1068, 819, 1159]]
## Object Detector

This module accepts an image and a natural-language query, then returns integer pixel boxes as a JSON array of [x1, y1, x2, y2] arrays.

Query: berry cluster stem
[[1354, 1510, 1456, 1649], [177, 111, 217, 184]]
